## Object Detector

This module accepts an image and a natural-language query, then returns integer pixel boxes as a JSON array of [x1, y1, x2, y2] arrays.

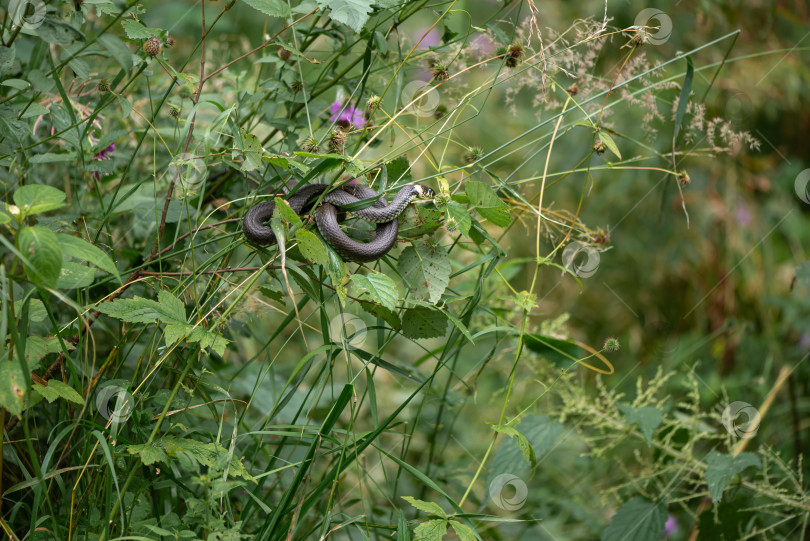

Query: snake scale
[[242, 183, 434, 262]]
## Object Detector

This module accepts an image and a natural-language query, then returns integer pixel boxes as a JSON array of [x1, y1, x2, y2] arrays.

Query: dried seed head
[[678, 171, 691, 186], [290, 80, 304, 93], [143, 38, 161, 57], [590, 226, 610, 245], [328, 129, 346, 154], [302, 136, 320, 154], [169, 104, 181, 118], [630, 31, 647, 47], [278, 46, 292, 61], [166, 35, 175, 48], [431, 61, 449, 82], [97, 79, 110, 93], [593, 140, 606, 155], [464, 147, 483, 164], [566, 83, 579, 96], [603, 337, 620, 352], [366, 94, 382, 114]]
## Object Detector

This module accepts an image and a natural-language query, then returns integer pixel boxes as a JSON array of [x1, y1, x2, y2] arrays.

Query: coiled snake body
[[242, 183, 434, 262]]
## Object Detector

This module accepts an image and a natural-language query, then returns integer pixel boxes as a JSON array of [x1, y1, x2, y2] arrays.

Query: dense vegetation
[[1, 0, 808, 539]]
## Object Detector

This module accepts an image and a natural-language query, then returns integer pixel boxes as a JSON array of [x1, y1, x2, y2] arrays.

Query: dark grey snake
[[242, 183, 434, 262]]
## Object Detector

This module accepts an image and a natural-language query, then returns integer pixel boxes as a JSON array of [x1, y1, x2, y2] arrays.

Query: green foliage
[[1, 0, 807, 540]]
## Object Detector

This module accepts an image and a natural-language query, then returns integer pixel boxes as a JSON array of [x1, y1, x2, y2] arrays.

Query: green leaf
[[18, 226, 62, 288], [129, 436, 256, 481], [0, 360, 27, 419], [20, 103, 50, 119], [13, 184, 66, 217], [22, 336, 61, 365], [350, 273, 398, 310], [98, 34, 133, 73], [397, 205, 444, 238], [236, 128, 263, 171], [492, 425, 536, 468], [385, 156, 413, 183], [413, 519, 447, 541], [673, 56, 694, 145], [705, 451, 761, 504], [464, 181, 510, 227], [523, 334, 585, 367], [402, 307, 446, 339], [1, 79, 29, 90], [33, 380, 84, 405], [0, 44, 15, 76], [126, 442, 169, 466], [597, 131, 621, 159], [398, 240, 449, 304], [358, 300, 401, 330], [445, 201, 471, 236], [95, 290, 186, 325], [56, 261, 95, 289], [14, 299, 47, 322], [618, 403, 663, 448], [120, 19, 161, 40], [489, 414, 563, 486], [57, 234, 121, 282], [449, 522, 477, 541], [294, 229, 329, 265], [402, 496, 447, 519], [601, 497, 667, 541], [273, 197, 303, 227], [241, 0, 292, 17], [316, 0, 374, 33]]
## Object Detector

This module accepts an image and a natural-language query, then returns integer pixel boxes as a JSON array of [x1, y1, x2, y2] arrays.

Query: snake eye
[[418, 186, 435, 198]]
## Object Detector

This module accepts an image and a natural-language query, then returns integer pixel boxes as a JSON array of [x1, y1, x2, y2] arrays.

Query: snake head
[[413, 184, 435, 199]]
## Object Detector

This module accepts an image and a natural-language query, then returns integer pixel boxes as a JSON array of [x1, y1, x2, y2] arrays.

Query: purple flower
[[664, 514, 679, 537], [92, 143, 115, 181], [735, 201, 752, 226], [330, 101, 365, 129]]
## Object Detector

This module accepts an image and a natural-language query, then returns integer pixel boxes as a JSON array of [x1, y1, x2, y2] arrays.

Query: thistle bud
[[143, 38, 161, 57]]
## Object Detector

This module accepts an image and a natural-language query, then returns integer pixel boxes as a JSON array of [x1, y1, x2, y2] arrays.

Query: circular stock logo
[[9, 0, 47, 30], [794, 169, 810, 205], [634, 8, 673, 45], [96, 385, 135, 423], [721, 401, 760, 439], [401, 80, 440, 117], [168, 152, 207, 195], [488, 473, 528, 512], [562, 241, 600, 278], [330, 314, 367, 349]]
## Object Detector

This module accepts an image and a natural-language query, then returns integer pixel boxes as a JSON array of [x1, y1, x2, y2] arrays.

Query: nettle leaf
[[33, 380, 84, 405], [397, 205, 443, 238], [236, 128, 263, 171], [402, 496, 447, 519], [492, 425, 536, 468], [294, 229, 329, 265], [13, 184, 66, 217], [398, 239, 449, 304], [413, 519, 447, 541], [445, 201, 471, 236], [56, 261, 95, 289], [127, 436, 256, 482], [402, 307, 446, 339], [350, 273, 398, 310], [358, 300, 401, 330], [273, 197, 303, 227], [22, 336, 61, 365], [450, 522, 476, 541], [601, 497, 667, 541], [241, 0, 292, 17], [597, 130, 621, 159], [120, 19, 161, 40], [705, 451, 761, 504], [316, 0, 374, 33], [0, 360, 27, 419], [618, 403, 663, 448], [95, 291, 227, 355], [126, 442, 169, 466], [464, 181, 510, 227], [18, 226, 62, 289]]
